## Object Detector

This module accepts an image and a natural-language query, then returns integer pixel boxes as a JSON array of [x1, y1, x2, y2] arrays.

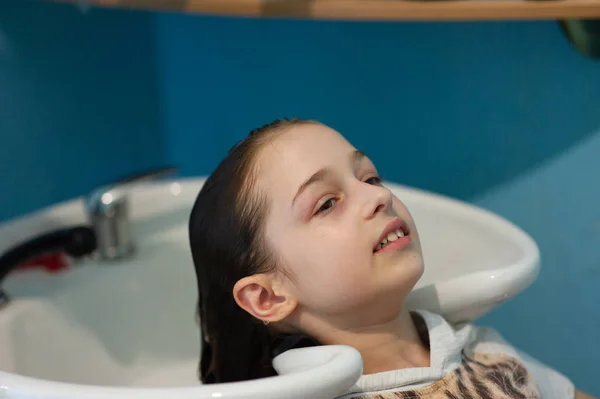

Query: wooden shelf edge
[[49, 0, 600, 21]]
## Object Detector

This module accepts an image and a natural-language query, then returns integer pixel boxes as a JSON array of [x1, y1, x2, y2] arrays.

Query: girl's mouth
[[374, 234, 411, 254], [373, 218, 411, 253]]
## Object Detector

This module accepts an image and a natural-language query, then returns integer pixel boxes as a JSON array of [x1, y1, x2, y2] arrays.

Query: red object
[[17, 253, 70, 273]]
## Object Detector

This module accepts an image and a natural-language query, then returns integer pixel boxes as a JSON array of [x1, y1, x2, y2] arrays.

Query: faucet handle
[[87, 166, 179, 261]]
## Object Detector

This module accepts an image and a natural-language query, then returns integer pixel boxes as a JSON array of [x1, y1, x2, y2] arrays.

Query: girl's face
[[257, 123, 424, 330]]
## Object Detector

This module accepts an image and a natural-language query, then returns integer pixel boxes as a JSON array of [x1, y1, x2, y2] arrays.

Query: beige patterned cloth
[[337, 310, 574, 399]]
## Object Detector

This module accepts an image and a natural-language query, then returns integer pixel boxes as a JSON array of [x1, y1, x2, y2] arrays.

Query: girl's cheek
[[393, 201, 415, 224]]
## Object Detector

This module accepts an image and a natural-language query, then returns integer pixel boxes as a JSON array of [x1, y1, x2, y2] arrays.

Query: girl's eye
[[317, 198, 337, 214], [365, 176, 382, 185]]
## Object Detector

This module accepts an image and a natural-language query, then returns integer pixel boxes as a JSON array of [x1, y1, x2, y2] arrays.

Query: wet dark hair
[[188, 118, 320, 383]]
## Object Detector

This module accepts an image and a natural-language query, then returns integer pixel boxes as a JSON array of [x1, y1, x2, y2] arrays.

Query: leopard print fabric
[[350, 351, 541, 399]]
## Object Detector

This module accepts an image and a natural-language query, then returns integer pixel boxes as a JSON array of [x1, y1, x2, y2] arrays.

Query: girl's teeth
[[377, 228, 408, 251]]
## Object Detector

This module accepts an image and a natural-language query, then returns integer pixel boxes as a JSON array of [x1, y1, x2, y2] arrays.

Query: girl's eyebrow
[[291, 150, 366, 207]]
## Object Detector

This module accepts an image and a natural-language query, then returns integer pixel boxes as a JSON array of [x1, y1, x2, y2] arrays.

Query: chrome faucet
[[86, 166, 179, 261]]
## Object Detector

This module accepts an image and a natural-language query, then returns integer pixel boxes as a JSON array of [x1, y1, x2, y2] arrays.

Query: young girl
[[188, 118, 595, 399]]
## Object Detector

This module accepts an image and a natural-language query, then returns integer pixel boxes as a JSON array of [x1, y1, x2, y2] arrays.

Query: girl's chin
[[377, 249, 424, 272], [377, 260, 424, 291]]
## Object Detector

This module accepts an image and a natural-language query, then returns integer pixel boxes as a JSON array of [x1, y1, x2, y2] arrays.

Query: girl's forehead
[[256, 124, 354, 195], [261, 124, 353, 170]]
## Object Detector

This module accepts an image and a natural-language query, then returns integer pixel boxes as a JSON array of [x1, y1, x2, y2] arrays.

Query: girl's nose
[[361, 184, 393, 220]]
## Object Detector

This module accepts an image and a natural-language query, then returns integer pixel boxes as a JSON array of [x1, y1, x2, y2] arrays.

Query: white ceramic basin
[[0, 177, 540, 399]]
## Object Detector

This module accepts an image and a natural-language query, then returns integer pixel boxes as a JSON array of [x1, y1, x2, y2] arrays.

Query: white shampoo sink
[[0, 177, 539, 399]]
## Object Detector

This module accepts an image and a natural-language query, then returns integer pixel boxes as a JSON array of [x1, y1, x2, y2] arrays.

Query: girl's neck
[[312, 308, 431, 374]]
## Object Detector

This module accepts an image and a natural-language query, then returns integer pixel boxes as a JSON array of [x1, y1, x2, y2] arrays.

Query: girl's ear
[[233, 274, 297, 324]]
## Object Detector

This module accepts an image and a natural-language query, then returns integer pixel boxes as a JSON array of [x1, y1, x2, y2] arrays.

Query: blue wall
[[158, 16, 600, 200], [0, 1, 166, 222], [2, 0, 600, 394]]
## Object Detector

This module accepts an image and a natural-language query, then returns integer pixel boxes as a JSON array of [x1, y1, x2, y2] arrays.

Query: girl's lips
[[373, 217, 410, 251], [373, 217, 412, 254], [374, 234, 412, 254]]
